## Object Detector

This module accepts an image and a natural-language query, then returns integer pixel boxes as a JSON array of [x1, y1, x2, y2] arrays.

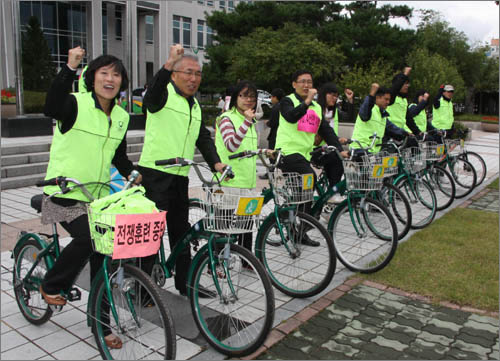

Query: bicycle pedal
[[49, 304, 65, 312], [67, 287, 82, 302]]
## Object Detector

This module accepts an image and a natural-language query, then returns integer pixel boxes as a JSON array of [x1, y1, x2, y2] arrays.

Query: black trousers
[[310, 152, 344, 188], [138, 167, 191, 294]]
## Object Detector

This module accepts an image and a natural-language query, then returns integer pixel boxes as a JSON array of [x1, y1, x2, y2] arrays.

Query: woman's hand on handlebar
[[340, 150, 350, 159], [339, 137, 349, 145], [214, 162, 226, 174]]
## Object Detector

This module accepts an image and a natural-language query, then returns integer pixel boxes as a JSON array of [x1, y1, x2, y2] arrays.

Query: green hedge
[[201, 105, 220, 128], [24, 90, 46, 113]]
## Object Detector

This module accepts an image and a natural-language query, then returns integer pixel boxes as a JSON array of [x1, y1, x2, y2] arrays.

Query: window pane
[[206, 26, 213, 46], [32, 1, 42, 22], [71, 7, 82, 33], [146, 15, 154, 44], [228, 1, 234, 10], [219, 1, 225, 10], [42, 2, 56, 29], [207, 0, 214, 6], [20, 2, 32, 26], [198, 0, 204, 4], [57, 2, 70, 31], [45, 33, 57, 54], [115, 6, 122, 40], [183, 18, 191, 47], [173, 15, 180, 44]]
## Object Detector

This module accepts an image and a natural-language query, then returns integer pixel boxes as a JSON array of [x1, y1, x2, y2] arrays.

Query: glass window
[[71, 6, 82, 33], [146, 15, 154, 45], [20, 2, 32, 26], [183, 17, 191, 48], [32, 1, 42, 22], [228, 1, 234, 10], [206, 25, 213, 47], [197, 20, 204, 49], [57, 2, 70, 31], [42, 2, 56, 29], [115, 6, 122, 40], [45, 33, 57, 54], [102, 4, 107, 54], [207, 0, 214, 6], [197, 0, 204, 4], [219, 1, 225, 10], [173, 15, 180, 44]]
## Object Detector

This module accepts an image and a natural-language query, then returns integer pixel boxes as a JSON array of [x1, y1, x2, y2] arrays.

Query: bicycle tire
[[448, 157, 477, 198], [459, 151, 486, 186], [370, 183, 412, 240], [396, 177, 437, 229], [425, 165, 456, 211], [327, 197, 398, 273], [91, 263, 176, 360], [12, 238, 53, 325], [189, 243, 274, 357], [255, 210, 336, 298]]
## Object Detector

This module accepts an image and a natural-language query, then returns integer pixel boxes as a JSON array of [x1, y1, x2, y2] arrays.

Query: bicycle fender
[[13, 233, 55, 268], [326, 199, 349, 232]]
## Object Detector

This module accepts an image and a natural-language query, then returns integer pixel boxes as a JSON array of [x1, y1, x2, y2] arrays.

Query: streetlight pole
[[12, 0, 24, 115], [126, 1, 133, 114]]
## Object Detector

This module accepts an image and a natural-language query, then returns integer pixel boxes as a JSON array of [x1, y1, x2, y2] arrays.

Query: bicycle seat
[[30, 194, 43, 213]]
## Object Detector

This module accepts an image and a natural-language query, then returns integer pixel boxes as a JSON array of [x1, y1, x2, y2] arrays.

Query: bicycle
[[150, 158, 275, 357], [12, 173, 176, 360]]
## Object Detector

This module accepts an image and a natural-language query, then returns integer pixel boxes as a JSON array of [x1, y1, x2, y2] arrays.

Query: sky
[[379, 1, 500, 46]]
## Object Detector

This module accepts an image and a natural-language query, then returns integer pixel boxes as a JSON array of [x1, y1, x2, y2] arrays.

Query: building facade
[[1, 0, 244, 91], [486, 38, 499, 59]]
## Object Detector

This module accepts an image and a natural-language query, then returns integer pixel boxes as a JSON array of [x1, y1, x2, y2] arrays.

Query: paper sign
[[112, 211, 166, 260], [235, 197, 264, 216], [302, 174, 314, 190], [297, 109, 320, 133], [372, 165, 385, 178], [382, 156, 398, 168], [436, 145, 444, 155]]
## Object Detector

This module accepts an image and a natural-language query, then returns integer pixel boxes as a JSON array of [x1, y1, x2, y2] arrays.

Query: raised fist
[[68, 46, 85, 69]]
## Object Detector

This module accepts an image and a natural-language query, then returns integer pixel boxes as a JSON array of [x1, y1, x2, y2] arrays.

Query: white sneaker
[[328, 194, 346, 204]]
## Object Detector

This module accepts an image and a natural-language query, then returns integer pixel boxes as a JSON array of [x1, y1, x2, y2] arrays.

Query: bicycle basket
[[445, 139, 463, 156], [419, 141, 443, 161], [342, 158, 385, 191], [269, 170, 315, 206], [361, 151, 399, 178], [87, 186, 160, 255], [189, 187, 264, 234], [400, 147, 426, 174]]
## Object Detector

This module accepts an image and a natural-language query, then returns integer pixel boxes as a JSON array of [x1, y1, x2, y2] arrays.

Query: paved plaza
[[1, 130, 498, 359]]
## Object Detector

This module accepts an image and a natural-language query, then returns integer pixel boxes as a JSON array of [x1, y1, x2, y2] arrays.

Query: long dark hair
[[228, 80, 258, 111], [84, 54, 129, 98], [317, 82, 339, 113]]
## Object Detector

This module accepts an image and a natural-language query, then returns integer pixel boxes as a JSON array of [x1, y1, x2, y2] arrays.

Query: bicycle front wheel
[[255, 210, 336, 298], [12, 238, 53, 325], [459, 151, 486, 186], [425, 165, 456, 211], [91, 263, 176, 360], [328, 197, 398, 273], [396, 178, 437, 229], [448, 157, 477, 198], [189, 243, 274, 357]]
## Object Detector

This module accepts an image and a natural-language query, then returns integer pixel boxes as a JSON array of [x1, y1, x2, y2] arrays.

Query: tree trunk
[[464, 87, 475, 113]]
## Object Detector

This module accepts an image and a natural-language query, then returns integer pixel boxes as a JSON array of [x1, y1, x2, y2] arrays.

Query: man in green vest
[[432, 84, 455, 137], [275, 70, 345, 246], [138, 44, 225, 297], [350, 83, 409, 155]]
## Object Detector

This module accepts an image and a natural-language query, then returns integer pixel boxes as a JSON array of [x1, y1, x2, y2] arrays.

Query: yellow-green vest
[[409, 103, 427, 132], [350, 105, 387, 153], [44, 92, 129, 201], [432, 97, 454, 130], [275, 94, 322, 161], [139, 82, 202, 176], [386, 96, 407, 129], [78, 65, 88, 93], [215, 108, 258, 188]]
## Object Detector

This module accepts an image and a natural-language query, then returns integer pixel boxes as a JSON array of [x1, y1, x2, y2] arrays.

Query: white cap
[[443, 85, 454, 92]]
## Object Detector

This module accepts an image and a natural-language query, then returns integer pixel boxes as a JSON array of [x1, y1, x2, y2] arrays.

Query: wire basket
[[88, 208, 116, 255], [342, 158, 385, 191], [189, 187, 264, 234], [419, 141, 444, 161], [269, 170, 315, 206], [445, 139, 463, 156], [361, 151, 399, 178], [400, 147, 426, 174]]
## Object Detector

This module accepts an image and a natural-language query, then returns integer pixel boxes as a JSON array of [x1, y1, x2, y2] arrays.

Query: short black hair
[[228, 80, 258, 111], [375, 87, 391, 97], [317, 82, 339, 112], [84, 54, 129, 97], [271, 88, 285, 101], [292, 70, 313, 83], [413, 89, 427, 104]]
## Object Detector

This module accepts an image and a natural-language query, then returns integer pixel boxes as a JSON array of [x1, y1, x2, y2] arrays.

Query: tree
[[339, 59, 394, 99], [225, 23, 346, 92], [405, 47, 465, 103], [22, 16, 56, 91]]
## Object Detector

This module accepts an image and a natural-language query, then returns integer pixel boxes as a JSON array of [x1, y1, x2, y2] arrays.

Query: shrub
[[201, 105, 220, 128], [24, 91, 46, 114]]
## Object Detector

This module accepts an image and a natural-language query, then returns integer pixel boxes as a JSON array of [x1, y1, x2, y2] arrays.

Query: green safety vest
[[386, 96, 407, 129], [432, 97, 454, 130], [409, 103, 427, 133], [215, 108, 258, 188], [275, 94, 323, 160], [350, 104, 387, 153], [44, 92, 129, 201], [139, 82, 202, 177], [78, 66, 88, 93]]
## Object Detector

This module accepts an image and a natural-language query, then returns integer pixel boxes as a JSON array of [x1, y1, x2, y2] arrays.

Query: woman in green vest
[[40, 46, 137, 349], [406, 89, 437, 138], [215, 80, 260, 256]]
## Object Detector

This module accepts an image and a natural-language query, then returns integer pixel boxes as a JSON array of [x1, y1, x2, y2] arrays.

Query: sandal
[[104, 334, 123, 349], [40, 286, 67, 306]]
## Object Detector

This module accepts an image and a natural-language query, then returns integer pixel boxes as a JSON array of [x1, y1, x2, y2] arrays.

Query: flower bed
[[1, 89, 16, 104]]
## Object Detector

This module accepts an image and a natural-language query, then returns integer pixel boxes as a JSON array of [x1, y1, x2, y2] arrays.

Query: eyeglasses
[[295, 80, 313, 85], [238, 94, 257, 101], [173, 70, 202, 78]]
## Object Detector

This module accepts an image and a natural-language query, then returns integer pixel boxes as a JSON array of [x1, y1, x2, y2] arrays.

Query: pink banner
[[112, 211, 166, 260], [297, 109, 320, 133]]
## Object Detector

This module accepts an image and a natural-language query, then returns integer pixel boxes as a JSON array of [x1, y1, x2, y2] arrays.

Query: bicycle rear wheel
[[328, 197, 398, 273], [459, 151, 486, 186], [91, 263, 176, 360], [448, 157, 477, 198], [189, 243, 274, 357], [12, 238, 53, 325], [396, 177, 436, 229], [425, 165, 456, 211], [255, 210, 336, 298]]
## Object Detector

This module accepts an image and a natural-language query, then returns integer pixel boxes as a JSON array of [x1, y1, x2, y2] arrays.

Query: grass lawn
[[455, 113, 499, 122], [488, 177, 499, 190], [359, 207, 499, 312]]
